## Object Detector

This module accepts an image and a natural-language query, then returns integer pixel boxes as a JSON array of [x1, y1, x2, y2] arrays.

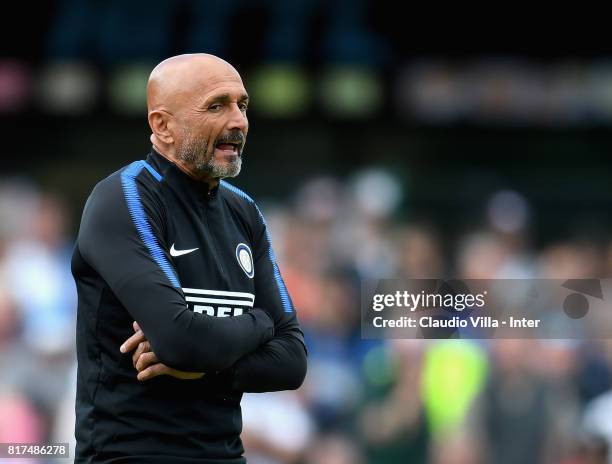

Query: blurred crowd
[[2, 170, 612, 464]]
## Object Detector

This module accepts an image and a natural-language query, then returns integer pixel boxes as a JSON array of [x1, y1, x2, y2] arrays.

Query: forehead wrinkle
[[198, 83, 248, 106], [205, 92, 249, 104]]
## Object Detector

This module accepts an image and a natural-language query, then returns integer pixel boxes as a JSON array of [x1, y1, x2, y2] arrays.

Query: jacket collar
[[146, 147, 220, 201]]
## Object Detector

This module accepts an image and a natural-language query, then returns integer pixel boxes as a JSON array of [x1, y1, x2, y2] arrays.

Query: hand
[[120, 321, 205, 381], [119, 320, 146, 355]]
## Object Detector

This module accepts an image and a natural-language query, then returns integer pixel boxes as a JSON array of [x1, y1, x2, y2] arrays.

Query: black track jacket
[[72, 148, 307, 463]]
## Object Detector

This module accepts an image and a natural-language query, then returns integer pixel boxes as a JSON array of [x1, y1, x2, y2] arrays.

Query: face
[[175, 72, 249, 179]]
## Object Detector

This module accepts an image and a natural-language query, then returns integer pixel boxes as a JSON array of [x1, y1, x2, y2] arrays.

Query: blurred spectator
[[0, 184, 76, 450], [396, 224, 445, 279], [241, 390, 314, 464], [0, 388, 44, 464], [472, 340, 578, 464], [538, 241, 604, 279], [456, 230, 533, 279], [304, 434, 364, 464], [358, 340, 428, 463], [4, 193, 76, 356], [301, 271, 363, 429]]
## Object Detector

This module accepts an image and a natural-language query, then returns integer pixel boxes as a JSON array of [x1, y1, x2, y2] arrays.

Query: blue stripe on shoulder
[[221, 180, 294, 313], [121, 161, 180, 288], [142, 161, 163, 181]]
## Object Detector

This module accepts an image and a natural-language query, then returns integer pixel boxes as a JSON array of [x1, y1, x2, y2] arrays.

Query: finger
[[132, 341, 151, 368], [120, 329, 145, 353], [137, 363, 166, 381], [136, 351, 159, 372], [133, 321, 140, 332]]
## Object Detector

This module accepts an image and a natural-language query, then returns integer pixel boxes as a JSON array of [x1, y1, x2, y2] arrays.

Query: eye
[[208, 103, 223, 112], [238, 102, 248, 112]]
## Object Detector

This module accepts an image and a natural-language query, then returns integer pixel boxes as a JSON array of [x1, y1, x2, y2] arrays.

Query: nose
[[227, 103, 248, 132]]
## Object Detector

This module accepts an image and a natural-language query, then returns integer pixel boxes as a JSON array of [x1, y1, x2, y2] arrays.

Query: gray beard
[[177, 130, 242, 179]]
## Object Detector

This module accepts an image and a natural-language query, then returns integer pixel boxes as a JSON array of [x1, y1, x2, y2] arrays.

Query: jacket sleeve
[[229, 202, 307, 392], [76, 167, 274, 373]]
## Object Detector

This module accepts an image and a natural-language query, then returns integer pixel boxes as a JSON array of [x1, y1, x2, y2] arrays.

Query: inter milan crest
[[235, 243, 254, 278]]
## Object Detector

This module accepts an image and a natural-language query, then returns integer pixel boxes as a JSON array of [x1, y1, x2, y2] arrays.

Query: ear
[[148, 110, 174, 144]]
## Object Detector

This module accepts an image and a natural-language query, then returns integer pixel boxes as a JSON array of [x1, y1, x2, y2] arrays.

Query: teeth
[[216, 143, 238, 150]]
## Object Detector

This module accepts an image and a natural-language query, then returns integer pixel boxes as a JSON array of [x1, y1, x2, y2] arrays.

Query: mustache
[[215, 130, 245, 147]]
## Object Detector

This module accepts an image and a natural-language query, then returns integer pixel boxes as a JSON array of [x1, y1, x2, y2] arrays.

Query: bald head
[[147, 54, 242, 114], [146, 54, 250, 185]]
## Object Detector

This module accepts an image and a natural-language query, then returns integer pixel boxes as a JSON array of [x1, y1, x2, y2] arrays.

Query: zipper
[[201, 200, 227, 279]]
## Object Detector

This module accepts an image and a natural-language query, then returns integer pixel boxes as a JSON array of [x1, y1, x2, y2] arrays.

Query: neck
[[153, 144, 219, 191]]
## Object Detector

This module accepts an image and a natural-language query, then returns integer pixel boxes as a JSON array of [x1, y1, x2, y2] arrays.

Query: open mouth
[[215, 132, 245, 155], [215, 142, 239, 154]]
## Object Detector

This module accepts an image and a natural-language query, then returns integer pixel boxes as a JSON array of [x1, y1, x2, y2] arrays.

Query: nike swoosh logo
[[170, 244, 199, 257]]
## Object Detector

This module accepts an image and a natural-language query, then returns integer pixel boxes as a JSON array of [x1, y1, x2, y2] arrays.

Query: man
[[72, 54, 307, 463]]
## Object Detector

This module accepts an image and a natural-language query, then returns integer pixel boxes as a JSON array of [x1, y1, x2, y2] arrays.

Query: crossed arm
[[122, 315, 307, 394], [119, 233, 308, 392], [119, 274, 308, 391]]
